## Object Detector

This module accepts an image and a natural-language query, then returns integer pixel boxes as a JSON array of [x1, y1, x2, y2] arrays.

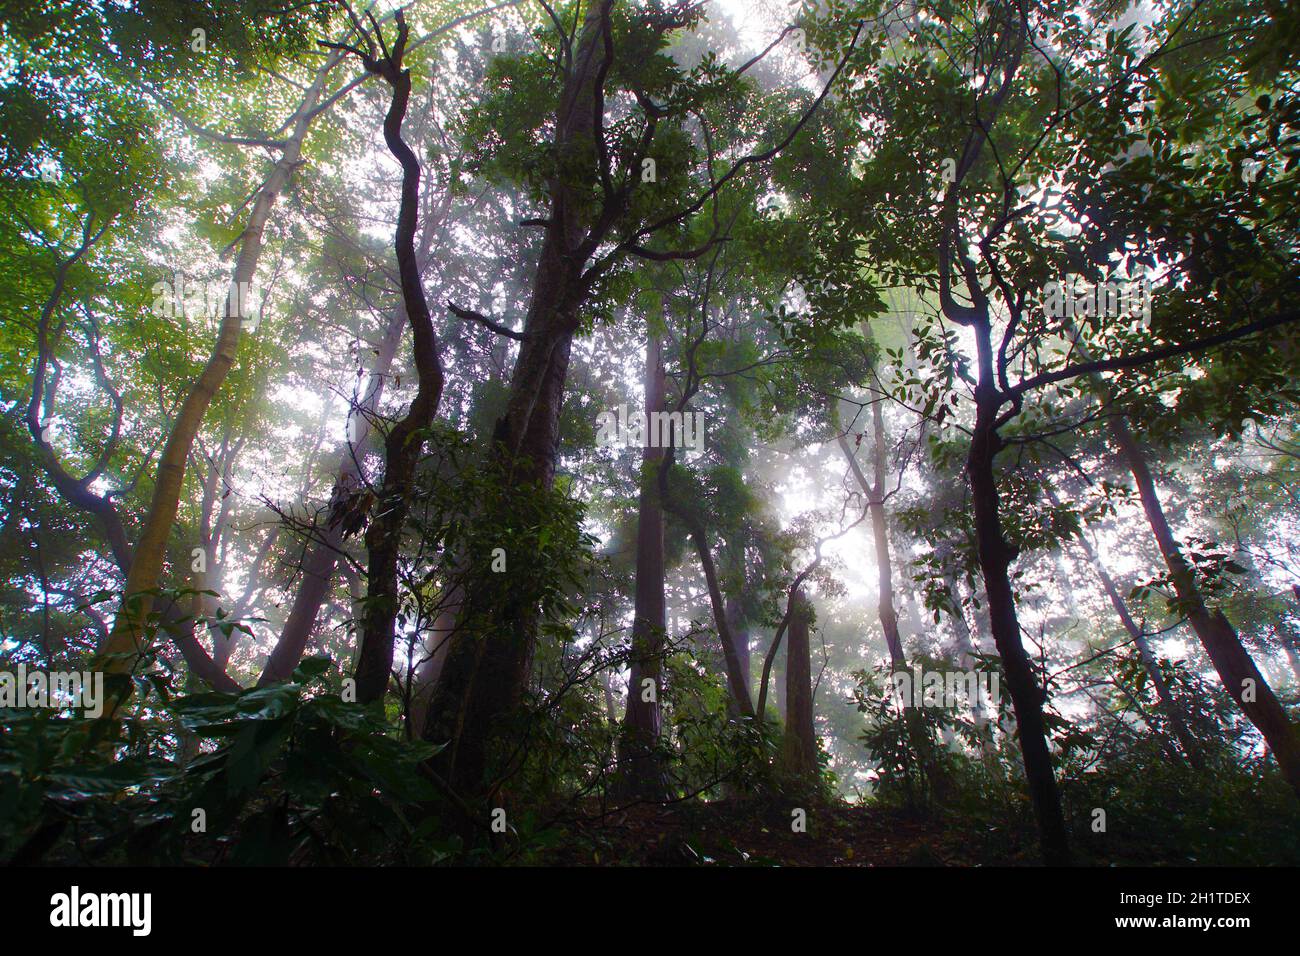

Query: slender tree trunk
[[945, 570, 994, 753], [1053, 489, 1203, 767], [1109, 414, 1300, 795], [352, 31, 447, 705], [259, 302, 406, 685], [260, 104, 455, 686], [616, 328, 670, 799], [97, 51, 346, 687], [687, 522, 755, 718], [838, 402, 942, 799]]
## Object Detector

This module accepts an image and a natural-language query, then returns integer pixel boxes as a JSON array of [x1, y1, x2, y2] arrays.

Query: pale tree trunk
[[838, 399, 943, 799], [408, 586, 461, 737], [945, 569, 994, 754], [1046, 477, 1202, 766], [1058, 503, 1203, 767], [259, 300, 405, 685], [98, 51, 346, 689], [718, 529, 752, 707], [1283, 638, 1300, 687], [220, 524, 279, 672], [1285, 586, 1300, 685], [602, 671, 619, 727], [724, 594, 750, 692]]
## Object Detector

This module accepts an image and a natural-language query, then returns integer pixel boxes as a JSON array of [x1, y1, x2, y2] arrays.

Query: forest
[[1, 0, 1299, 873]]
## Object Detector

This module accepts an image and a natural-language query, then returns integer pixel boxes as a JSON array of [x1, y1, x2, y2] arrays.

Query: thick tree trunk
[[97, 51, 346, 688], [781, 587, 818, 781], [615, 329, 670, 799], [1109, 414, 1300, 795], [967, 318, 1071, 864], [422, 1, 611, 797]]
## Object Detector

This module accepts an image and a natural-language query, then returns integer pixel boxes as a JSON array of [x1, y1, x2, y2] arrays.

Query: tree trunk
[[838, 402, 941, 799], [967, 321, 1071, 865], [615, 328, 670, 799], [259, 300, 406, 685], [1109, 414, 1300, 795], [1057, 495, 1203, 767], [352, 37, 447, 705], [1285, 586, 1300, 685], [781, 586, 817, 781], [945, 570, 994, 753], [97, 51, 346, 689], [409, 586, 460, 739], [687, 522, 756, 718], [422, 0, 612, 797], [724, 594, 750, 694]]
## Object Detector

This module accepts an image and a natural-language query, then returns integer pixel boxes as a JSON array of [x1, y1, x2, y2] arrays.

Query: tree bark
[[724, 594, 750, 693], [967, 321, 1071, 865], [688, 524, 756, 719]]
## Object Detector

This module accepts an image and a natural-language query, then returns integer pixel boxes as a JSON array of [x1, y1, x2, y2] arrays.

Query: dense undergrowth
[[4, 653, 1296, 867]]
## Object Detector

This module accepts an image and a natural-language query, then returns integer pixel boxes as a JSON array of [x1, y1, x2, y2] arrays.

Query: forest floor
[[537, 798, 1021, 866]]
